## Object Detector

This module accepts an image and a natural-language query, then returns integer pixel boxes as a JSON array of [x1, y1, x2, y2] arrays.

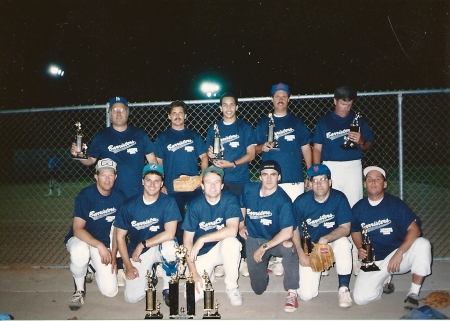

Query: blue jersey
[[255, 113, 311, 183], [114, 193, 182, 257], [64, 184, 127, 247], [205, 119, 256, 184], [48, 156, 59, 173], [181, 191, 241, 256], [293, 188, 353, 243], [351, 193, 418, 260], [240, 182, 296, 240], [312, 110, 374, 161], [154, 128, 207, 193], [87, 125, 154, 198]]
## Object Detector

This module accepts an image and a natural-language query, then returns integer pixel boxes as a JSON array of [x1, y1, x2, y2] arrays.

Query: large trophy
[[211, 123, 224, 160], [144, 271, 163, 319], [360, 227, 380, 272], [169, 245, 195, 319], [267, 113, 279, 150], [202, 271, 221, 319], [340, 112, 362, 150], [300, 222, 312, 255], [73, 121, 88, 160]]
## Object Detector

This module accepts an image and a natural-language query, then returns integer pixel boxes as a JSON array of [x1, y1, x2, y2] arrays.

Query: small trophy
[[300, 222, 312, 255], [267, 113, 279, 150], [73, 121, 88, 160], [202, 271, 220, 319], [175, 245, 188, 280], [340, 112, 362, 150], [145, 271, 163, 319], [360, 227, 380, 272], [211, 123, 224, 160]]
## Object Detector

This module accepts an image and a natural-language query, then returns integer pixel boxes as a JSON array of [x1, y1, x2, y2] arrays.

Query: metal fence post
[[397, 93, 404, 200]]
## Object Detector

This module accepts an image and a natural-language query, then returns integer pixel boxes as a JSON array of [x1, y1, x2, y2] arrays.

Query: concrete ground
[[0, 261, 449, 320]]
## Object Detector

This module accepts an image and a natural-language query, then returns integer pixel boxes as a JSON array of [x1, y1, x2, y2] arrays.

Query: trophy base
[[203, 313, 221, 319], [169, 314, 194, 319], [73, 154, 88, 160], [145, 313, 164, 319], [360, 263, 380, 272], [340, 144, 357, 150]]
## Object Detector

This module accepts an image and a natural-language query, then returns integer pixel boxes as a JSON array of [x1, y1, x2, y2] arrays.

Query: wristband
[[141, 240, 147, 248], [233, 161, 237, 167]]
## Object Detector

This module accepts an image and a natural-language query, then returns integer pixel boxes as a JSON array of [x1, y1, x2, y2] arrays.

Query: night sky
[[1, 0, 449, 110]]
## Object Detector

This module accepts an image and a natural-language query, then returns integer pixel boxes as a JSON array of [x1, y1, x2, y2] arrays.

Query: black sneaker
[[69, 290, 85, 311], [383, 282, 395, 294], [162, 289, 170, 307], [404, 293, 420, 308]]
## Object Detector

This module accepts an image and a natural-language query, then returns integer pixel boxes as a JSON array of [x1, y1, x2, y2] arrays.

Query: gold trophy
[[145, 271, 163, 319], [300, 222, 312, 255], [340, 112, 362, 150], [211, 123, 224, 160], [360, 227, 380, 272], [267, 113, 279, 150], [202, 271, 220, 319], [73, 121, 88, 160]]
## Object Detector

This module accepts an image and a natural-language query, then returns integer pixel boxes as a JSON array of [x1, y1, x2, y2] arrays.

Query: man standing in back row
[[254, 82, 312, 276]]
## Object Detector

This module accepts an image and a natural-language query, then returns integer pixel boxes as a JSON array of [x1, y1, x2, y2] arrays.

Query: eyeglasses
[[311, 177, 329, 184], [111, 108, 126, 113]]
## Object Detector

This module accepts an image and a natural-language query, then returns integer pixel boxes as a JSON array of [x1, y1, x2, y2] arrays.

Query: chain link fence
[[0, 90, 449, 266]]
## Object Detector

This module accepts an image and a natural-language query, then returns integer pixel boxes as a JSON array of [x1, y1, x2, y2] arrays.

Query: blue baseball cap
[[260, 160, 281, 175], [271, 83, 290, 96], [202, 166, 224, 178], [109, 96, 128, 107], [142, 163, 164, 178], [307, 164, 331, 179]]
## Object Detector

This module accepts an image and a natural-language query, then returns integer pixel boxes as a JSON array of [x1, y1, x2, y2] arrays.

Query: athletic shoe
[[240, 258, 249, 277], [404, 293, 420, 307], [271, 261, 284, 276], [86, 264, 95, 283], [69, 290, 85, 311], [284, 290, 298, 312], [162, 289, 170, 307], [214, 265, 224, 277], [338, 286, 353, 308], [117, 269, 125, 287], [226, 288, 243, 306], [383, 275, 394, 294], [156, 263, 164, 278], [321, 268, 330, 276]]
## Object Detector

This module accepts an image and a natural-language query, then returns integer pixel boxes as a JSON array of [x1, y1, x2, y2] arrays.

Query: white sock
[[409, 283, 421, 295], [74, 277, 85, 292]]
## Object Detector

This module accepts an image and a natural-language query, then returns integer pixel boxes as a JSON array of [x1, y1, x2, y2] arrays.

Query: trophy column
[[73, 121, 88, 160], [360, 227, 380, 272], [202, 271, 220, 319], [267, 113, 279, 149], [144, 271, 163, 319], [212, 123, 224, 160]]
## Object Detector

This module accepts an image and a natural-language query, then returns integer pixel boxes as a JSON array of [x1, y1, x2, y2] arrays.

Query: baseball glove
[[309, 243, 334, 273], [422, 291, 450, 308], [173, 175, 202, 192]]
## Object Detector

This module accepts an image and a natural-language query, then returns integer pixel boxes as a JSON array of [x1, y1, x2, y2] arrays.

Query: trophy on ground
[[169, 244, 195, 319], [211, 123, 224, 160], [267, 113, 279, 150], [300, 222, 312, 255], [73, 121, 88, 160], [360, 227, 380, 272], [340, 112, 362, 150], [202, 271, 221, 319], [144, 271, 163, 319]]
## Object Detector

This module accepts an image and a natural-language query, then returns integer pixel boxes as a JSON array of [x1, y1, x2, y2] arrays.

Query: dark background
[[1, 0, 449, 110]]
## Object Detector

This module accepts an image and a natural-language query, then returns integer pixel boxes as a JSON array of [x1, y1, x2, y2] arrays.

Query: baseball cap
[[307, 164, 331, 178], [142, 163, 164, 178], [109, 96, 128, 107], [260, 160, 281, 175], [95, 158, 117, 172], [363, 166, 386, 178], [271, 83, 290, 96], [202, 166, 224, 178]]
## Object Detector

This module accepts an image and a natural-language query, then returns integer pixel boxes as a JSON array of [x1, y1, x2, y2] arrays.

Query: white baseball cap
[[95, 158, 117, 172], [363, 166, 386, 178]]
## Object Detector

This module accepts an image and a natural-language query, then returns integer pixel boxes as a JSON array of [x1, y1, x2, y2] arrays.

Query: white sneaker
[[214, 265, 224, 277], [338, 286, 353, 308], [156, 264, 164, 278], [240, 258, 249, 277], [117, 269, 125, 287], [272, 261, 284, 276], [69, 291, 85, 311], [321, 268, 330, 276], [226, 288, 243, 306]]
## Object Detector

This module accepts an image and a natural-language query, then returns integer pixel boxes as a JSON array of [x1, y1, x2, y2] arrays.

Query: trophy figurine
[[212, 123, 224, 160], [202, 271, 220, 319], [300, 222, 312, 255], [175, 244, 188, 280], [340, 112, 362, 150], [145, 271, 163, 319], [267, 113, 279, 150], [360, 227, 380, 272], [73, 122, 88, 160]]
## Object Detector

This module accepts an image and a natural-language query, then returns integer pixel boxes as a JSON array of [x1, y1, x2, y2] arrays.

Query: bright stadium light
[[48, 64, 65, 77], [200, 82, 220, 97]]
